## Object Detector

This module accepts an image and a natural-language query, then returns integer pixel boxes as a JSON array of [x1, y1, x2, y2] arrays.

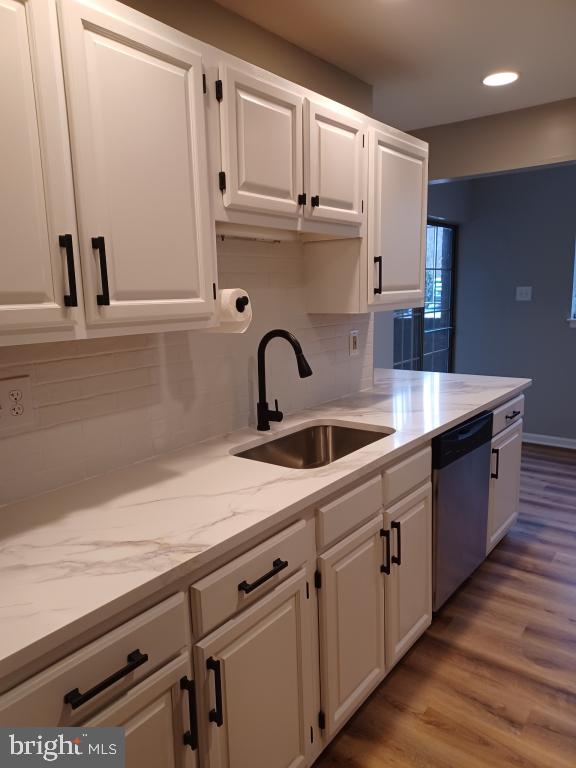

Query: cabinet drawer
[[0, 593, 189, 727], [190, 519, 315, 637], [317, 475, 382, 550], [382, 446, 431, 505], [492, 395, 524, 436]]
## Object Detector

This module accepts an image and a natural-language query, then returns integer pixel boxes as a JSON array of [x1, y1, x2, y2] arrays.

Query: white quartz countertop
[[0, 369, 530, 687]]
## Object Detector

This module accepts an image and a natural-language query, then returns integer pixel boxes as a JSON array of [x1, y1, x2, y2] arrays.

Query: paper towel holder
[[235, 296, 249, 313]]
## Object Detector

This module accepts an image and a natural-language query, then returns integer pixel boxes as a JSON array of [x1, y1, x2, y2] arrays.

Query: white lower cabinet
[[317, 516, 386, 737], [487, 420, 523, 553], [86, 652, 197, 768], [193, 569, 316, 768], [383, 483, 432, 669]]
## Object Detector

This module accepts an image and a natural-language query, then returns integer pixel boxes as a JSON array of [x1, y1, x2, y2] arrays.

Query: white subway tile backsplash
[[0, 241, 378, 506]]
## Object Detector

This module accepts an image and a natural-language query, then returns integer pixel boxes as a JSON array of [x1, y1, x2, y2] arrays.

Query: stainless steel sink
[[236, 423, 395, 469]]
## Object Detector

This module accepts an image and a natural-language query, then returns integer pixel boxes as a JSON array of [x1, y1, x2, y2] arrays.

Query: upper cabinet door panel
[[0, 0, 81, 331], [304, 100, 364, 225], [368, 129, 427, 308], [219, 65, 303, 217], [58, 0, 216, 325]]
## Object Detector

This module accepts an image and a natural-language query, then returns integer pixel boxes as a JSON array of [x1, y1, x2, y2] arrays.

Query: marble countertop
[[0, 369, 530, 688]]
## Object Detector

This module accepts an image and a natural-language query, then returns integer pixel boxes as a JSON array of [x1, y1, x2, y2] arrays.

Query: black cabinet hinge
[[218, 171, 226, 192], [314, 570, 322, 589], [215, 79, 223, 101], [318, 711, 326, 730], [311, 195, 320, 208], [202, 73, 207, 94], [298, 193, 307, 206]]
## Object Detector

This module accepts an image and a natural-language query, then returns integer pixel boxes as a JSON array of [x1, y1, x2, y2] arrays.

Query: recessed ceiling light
[[482, 71, 519, 87]]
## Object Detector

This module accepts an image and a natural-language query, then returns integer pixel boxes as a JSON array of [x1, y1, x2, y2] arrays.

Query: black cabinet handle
[[238, 558, 288, 594], [207, 657, 224, 727], [59, 234, 78, 307], [311, 195, 320, 207], [505, 410, 521, 421], [92, 236, 110, 306], [374, 256, 383, 295], [180, 676, 198, 750], [391, 521, 402, 566], [491, 448, 500, 479], [380, 528, 391, 574], [64, 649, 148, 710]]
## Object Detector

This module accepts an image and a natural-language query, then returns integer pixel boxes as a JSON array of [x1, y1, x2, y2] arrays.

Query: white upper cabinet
[[217, 65, 303, 218], [0, 0, 83, 338], [304, 99, 364, 225], [368, 128, 427, 309], [58, 0, 217, 327]]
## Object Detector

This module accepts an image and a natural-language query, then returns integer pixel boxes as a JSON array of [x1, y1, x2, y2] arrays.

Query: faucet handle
[[269, 399, 283, 423]]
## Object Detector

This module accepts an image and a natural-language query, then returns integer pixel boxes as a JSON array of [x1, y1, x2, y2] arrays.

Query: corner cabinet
[[0, 0, 83, 343], [368, 129, 428, 309], [304, 129, 427, 314], [58, 0, 217, 329], [193, 569, 316, 768]]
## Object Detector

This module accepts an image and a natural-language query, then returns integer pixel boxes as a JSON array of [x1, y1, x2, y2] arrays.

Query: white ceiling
[[214, 0, 576, 130]]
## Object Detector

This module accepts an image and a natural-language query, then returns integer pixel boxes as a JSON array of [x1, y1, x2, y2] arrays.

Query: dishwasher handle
[[433, 411, 493, 469]]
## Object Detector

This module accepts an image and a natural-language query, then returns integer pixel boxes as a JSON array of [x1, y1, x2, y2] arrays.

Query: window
[[393, 222, 457, 371]]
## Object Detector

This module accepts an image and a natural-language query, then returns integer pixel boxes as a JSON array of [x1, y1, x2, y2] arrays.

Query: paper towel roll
[[208, 288, 252, 333]]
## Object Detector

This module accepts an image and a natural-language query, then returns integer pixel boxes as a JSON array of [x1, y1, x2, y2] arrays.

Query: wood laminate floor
[[315, 444, 576, 768]]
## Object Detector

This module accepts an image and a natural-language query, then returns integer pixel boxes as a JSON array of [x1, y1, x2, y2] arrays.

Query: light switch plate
[[516, 286, 533, 302], [349, 330, 360, 357], [0, 376, 34, 433]]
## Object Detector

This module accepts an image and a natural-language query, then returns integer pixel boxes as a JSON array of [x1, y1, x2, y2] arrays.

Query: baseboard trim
[[523, 432, 576, 450]]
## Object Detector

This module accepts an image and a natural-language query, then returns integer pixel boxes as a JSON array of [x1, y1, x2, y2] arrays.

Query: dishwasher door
[[432, 412, 493, 611]]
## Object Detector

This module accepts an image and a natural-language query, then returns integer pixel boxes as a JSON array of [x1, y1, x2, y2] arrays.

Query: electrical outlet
[[0, 376, 34, 433], [515, 286, 533, 302], [349, 330, 360, 357]]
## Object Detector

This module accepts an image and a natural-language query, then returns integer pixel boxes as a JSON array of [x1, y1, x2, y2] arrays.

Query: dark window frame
[[392, 219, 458, 372]]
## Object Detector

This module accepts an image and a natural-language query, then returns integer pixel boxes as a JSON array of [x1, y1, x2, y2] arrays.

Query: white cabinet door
[[218, 65, 303, 218], [304, 99, 364, 225], [0, 0, 82, 335], [58, 0, 216, 327], [368, 128, 427, 308], [86, 652, 197, 768], [384, 483, 432, 669], [487, 420, 523, 553], [194, 569, 315, 768], [317, 516, 385, 737]]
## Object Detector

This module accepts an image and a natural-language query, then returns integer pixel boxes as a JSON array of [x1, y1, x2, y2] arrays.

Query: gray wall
[[429, 165, 576, 439], [373, 311, 394, 369]]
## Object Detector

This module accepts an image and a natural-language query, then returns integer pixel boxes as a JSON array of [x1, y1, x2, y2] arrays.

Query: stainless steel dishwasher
[[432, 411, 493, 610]]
